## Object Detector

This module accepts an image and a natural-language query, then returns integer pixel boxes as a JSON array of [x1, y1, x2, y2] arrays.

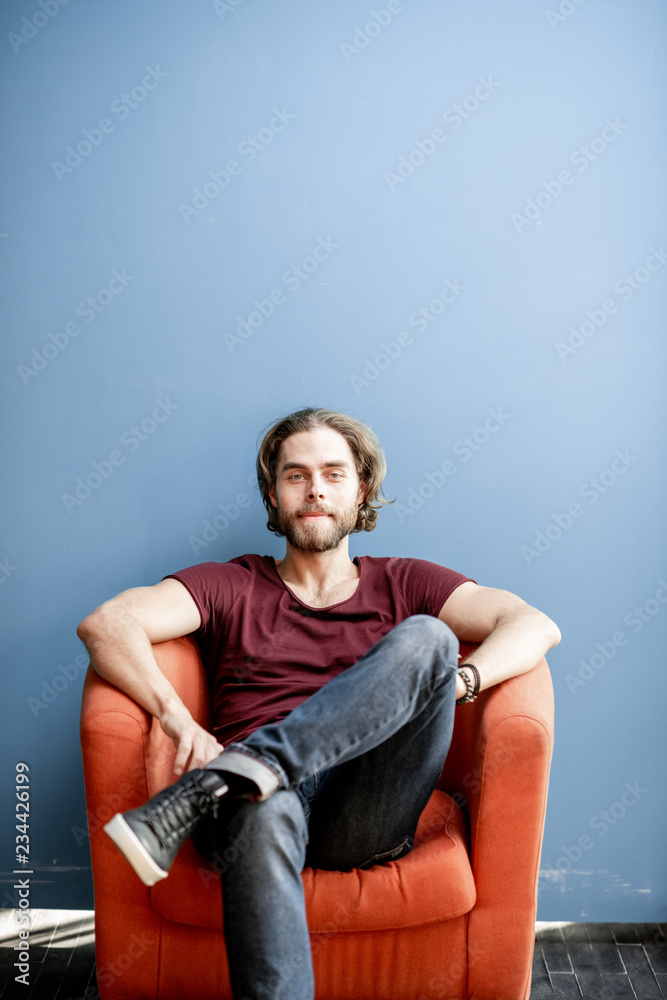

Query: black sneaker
[[104, 769, 229, 886]]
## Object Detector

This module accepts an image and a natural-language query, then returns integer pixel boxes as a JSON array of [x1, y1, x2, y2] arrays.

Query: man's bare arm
[[438, 582, 561, 700], [77, 578, 223, 775]]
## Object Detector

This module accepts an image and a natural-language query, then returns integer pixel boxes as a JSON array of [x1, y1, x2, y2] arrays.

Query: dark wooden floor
[[0, 911, 665, 998], [532, 922, 667, 999], [0, 910, 95, 1000]]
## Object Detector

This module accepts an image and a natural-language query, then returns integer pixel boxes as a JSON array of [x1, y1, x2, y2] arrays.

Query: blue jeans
[[196, 614, 459, 1000]]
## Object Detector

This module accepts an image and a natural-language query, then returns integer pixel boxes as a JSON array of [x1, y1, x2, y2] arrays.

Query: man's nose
[[306, 477, 325, 499]]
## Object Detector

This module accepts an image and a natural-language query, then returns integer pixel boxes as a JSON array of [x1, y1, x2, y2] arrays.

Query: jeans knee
[[399, 614, 459, 662]]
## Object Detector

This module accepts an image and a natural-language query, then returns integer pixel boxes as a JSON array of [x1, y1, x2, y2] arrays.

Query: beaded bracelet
[[456, 662, 481, 704]]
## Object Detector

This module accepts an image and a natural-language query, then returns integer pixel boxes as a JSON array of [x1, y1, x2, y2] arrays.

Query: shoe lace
[[145, 776, 220, 844]]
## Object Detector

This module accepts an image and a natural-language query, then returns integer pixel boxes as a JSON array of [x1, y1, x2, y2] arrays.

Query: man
[[77, 406, 560, 1000]]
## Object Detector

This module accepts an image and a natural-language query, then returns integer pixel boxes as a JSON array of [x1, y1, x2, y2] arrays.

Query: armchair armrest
[[79, 636, 211, 1000], [438, 654, 555, 1000], [80, 635, 210, 806]]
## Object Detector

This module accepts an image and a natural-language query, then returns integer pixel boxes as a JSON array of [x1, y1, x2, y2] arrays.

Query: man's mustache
[[294, 505, 336, 517]]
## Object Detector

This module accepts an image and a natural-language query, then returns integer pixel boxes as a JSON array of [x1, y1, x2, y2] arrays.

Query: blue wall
[[1, 0, 665, 919]]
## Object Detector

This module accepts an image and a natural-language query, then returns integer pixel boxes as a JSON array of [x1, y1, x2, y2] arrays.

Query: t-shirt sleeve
[[395, 558, 475, 617], [163, 562, 245, 643]]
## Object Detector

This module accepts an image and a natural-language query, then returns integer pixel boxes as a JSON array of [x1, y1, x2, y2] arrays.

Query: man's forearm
[[78, 583, 221, 774], [458, 607, 560, 696], [77, 603, 186, 723]]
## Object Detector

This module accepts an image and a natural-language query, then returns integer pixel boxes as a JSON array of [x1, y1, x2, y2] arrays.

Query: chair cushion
[[151, 789, 476, 934]]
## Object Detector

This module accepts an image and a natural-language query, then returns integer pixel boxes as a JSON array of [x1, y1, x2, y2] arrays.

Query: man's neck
[[274, 541, 359, 597]]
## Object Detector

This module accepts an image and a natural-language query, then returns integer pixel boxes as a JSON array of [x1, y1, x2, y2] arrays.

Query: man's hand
[[159, 703, 224, 776]]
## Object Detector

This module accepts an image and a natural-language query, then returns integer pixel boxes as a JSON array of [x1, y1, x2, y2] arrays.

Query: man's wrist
[[456, 663, 481, 704], [157, 695, 191, 726]]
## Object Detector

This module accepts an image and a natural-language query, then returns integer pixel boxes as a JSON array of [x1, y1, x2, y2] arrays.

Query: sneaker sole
[[104, 813, 168, 887]]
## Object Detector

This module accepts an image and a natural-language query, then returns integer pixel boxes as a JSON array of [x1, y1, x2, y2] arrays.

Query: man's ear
[[358, 480, 367, 506], [268, 483, 278, 509]]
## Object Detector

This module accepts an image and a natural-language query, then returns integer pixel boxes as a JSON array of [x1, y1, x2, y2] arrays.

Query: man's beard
[[277, 500, 359, 553]]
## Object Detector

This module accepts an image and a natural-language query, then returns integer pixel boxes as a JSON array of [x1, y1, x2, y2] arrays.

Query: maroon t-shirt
[[166, 554, 472, 746]]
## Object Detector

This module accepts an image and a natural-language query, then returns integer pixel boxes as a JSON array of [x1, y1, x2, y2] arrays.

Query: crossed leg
[[195, 615, 459, 1000]]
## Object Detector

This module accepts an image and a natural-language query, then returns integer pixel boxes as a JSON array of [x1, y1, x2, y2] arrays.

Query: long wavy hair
[[256, 407, 394, 535]]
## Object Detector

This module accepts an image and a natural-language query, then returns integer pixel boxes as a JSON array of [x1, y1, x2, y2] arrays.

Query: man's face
[[269, 426, 365, 553]]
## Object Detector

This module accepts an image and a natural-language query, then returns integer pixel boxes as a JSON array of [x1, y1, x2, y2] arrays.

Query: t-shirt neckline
[[269, 555, 363, 611]]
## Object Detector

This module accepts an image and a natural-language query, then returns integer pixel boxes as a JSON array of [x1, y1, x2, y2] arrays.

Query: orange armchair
[[80, 635, 554, 1000]]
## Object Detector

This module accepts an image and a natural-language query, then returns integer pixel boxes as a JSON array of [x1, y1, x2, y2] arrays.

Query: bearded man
[[77, 406, 560, 1000]]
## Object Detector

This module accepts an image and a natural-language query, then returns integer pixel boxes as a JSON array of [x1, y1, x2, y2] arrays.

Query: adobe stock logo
[[51, 67, 169, 181], [27, 653, 89, 717], [395, 408, 511, 523], [521, 449, 638, 566], [61, 396, 178, 513], [511, 118, 628, 233], [540, 780, 648, 890], [384, 75, 501, 192], [555, 246, 666, 362], [0, 557, 18, 585], [223, 237, 340, 353], [349, 277, 467, 392], [213, 0, 246, 19], [545, 0, 588, 31], [179, 108, 296, 223], [17, 268, 135, 385], [189, 491, 253, 555], [7, 0, 72, 54], [339, 2, 407, 63], [565, 579, 667, 695]]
